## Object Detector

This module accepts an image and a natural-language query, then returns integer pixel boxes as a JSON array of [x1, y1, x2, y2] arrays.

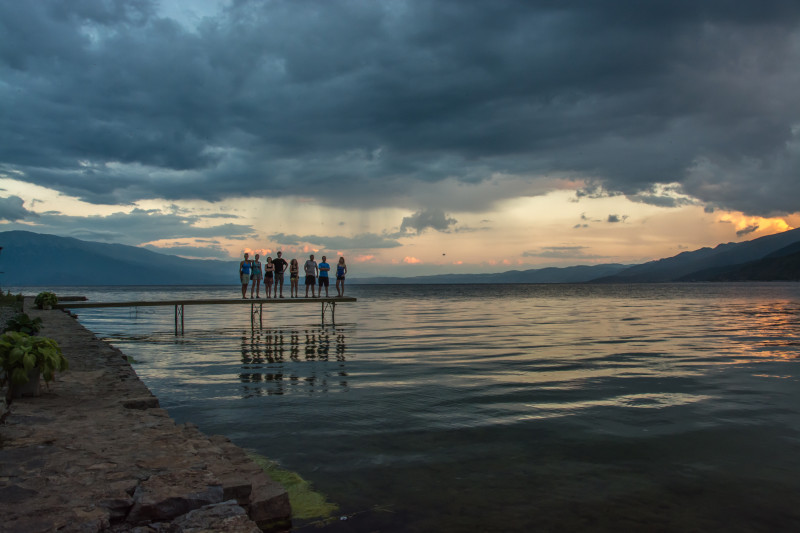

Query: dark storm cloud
[[627, 193, 694, 209], [2, 1, 800, 215], [575, 186, 622, 201], [0, 206, 254, 245], [736, 224, 759, 237], [0, 196, 35, 221], [399, 209, 457, 234]]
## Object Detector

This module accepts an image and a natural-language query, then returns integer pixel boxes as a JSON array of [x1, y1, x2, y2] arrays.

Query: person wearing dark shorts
[[264, 257, 275, 298], [304, 254, 318, 298], [336, 256, 347, 297], [290, 258, 299, 298], [318, 255, 331, 297], [250, 253, 263, 298], [272, 251, 288, 298]]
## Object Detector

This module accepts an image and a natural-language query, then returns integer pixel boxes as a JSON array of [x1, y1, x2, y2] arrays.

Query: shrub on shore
[[34, 291, 58, 309], [0, 331, 68, 385], [3, 313, 44, 336]]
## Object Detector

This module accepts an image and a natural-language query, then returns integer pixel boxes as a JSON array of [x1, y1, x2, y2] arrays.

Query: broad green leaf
[[23, 352, 36, 371]]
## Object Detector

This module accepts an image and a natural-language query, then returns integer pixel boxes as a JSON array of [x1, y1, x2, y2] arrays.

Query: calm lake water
[[19, 283, 800, 531]]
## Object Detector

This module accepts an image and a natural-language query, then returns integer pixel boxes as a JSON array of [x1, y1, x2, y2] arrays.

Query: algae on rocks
[[247, 452, 338, 521]]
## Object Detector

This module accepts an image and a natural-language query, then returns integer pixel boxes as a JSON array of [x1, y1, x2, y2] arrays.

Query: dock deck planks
[[54, 297, 357, 333], [55, 297, 356, 309]]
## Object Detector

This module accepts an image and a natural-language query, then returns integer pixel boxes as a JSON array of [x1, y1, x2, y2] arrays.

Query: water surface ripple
[[37, 283, 800, 531]]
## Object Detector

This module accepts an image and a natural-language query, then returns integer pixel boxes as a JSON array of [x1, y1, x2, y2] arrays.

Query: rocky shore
[[0, 300, 291, 532]]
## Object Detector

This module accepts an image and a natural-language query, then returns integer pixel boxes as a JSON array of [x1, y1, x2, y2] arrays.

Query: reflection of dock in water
[[239, 326, 349, 396]]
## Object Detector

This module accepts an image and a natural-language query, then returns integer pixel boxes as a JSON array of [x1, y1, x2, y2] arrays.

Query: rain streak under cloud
[[1, 0, 799, 273]]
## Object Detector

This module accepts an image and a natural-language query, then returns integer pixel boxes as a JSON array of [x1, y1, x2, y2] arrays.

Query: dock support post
[[321, 301, 337, 326], [174, 304, 184, 335], [251, 302, 263, 328]]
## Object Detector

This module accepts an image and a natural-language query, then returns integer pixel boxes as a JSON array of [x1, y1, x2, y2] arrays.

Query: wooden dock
[[55, 297, 357, 334]]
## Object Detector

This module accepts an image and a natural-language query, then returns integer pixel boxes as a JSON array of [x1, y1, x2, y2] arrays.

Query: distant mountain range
[[592, 227, 800, 283], [677, 240, 800, 282], [0, 230, 232, 286], [354, 264, 630, 284], [0, 228, 798, 286]]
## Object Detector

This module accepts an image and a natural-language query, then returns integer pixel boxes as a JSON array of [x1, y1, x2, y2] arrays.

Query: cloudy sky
[[1, 0, 799, 276]]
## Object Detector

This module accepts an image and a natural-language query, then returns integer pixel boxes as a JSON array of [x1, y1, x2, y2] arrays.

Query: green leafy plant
[[0, 331, 68, 385], [3, 313, 44, 335], [34, 291, 58, 309]]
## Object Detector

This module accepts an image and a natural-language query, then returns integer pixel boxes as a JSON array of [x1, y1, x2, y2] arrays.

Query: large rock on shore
[[127, 470, 224, 524], [172, 500, 262, 532], [0, 302, 291, 531]]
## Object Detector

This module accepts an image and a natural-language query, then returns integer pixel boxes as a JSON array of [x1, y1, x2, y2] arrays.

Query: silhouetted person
[[304, 254, 318, 297], [273, 251, 288, 298]]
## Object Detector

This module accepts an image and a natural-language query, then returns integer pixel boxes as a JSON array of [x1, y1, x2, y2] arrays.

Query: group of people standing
[[239, 251, 348, 299]]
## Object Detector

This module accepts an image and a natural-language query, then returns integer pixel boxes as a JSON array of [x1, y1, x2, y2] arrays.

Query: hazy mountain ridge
[[592, 227, 800, 283], [0, 230, 233, 285], [678, 242, 800, 282], [1, 228, 798, 286], [353, 264, 630, 284]]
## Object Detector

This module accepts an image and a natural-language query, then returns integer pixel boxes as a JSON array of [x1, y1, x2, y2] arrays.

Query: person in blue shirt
[[239, 252, 252, 299], [318, 255, 331, 297], [250, 253, 263, 298], [336, 256, 347, 297]]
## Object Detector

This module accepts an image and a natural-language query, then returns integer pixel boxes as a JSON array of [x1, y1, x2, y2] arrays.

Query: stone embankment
[[0, 301, 291, 532]]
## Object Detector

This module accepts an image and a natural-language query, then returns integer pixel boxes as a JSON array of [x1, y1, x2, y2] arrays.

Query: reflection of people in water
[[238, 327, 350, 395]]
